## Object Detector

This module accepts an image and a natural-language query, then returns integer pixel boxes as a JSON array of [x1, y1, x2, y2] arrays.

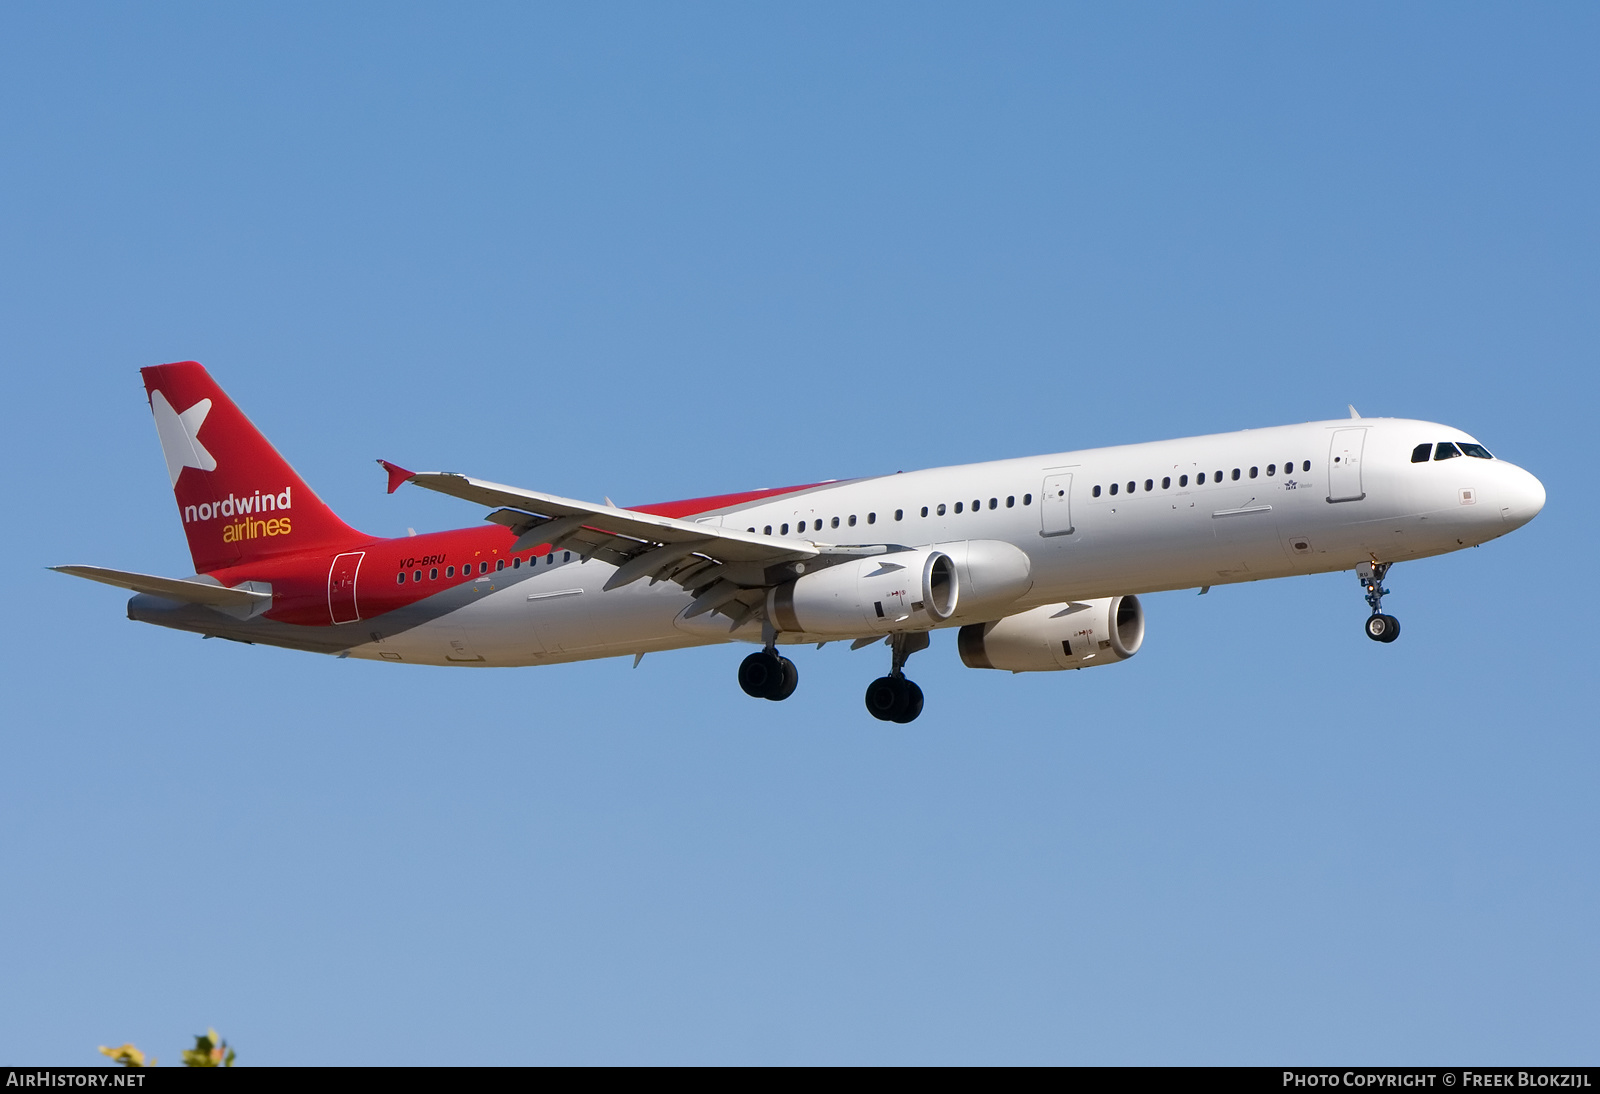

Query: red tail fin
[[141, 361, 367, 574]]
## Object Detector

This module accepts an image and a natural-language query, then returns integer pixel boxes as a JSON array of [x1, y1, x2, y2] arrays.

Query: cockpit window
[[1458, 442, 1494, 459], [1434, 442, 1463, 460], [1411, 444, 1431, 463]]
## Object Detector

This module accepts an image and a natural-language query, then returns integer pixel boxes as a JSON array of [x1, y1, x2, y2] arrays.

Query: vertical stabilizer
[[141, 361, 367, 574]]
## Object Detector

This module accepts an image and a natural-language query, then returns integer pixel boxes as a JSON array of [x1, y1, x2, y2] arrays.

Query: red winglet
[[378, 460, 415, 495]]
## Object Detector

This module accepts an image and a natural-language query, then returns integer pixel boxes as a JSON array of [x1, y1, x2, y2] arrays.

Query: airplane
[[55, 361, 1546, 723]]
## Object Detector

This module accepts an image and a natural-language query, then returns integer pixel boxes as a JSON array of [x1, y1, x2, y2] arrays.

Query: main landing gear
[[1358, 560, 1401, 644], [735, 628, 930, 722], [865, 632, 928, 724]]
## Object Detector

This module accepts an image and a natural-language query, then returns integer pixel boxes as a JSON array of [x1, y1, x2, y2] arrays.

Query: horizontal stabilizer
[[51, 565, 272, 615]]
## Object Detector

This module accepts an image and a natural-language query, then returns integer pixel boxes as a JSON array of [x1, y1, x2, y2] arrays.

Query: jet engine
[[768, 549, 958, 635], [957, 596, 1144, 672]]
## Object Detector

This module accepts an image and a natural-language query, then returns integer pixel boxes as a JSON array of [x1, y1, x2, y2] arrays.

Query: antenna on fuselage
[[1348, 405, 1362, 419]]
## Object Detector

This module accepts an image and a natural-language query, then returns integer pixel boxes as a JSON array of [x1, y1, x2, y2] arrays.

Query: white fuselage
[[354, 417, 1545, 667]]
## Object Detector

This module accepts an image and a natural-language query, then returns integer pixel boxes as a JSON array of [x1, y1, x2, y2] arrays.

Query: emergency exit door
[[1041, 472, 1075, 536]]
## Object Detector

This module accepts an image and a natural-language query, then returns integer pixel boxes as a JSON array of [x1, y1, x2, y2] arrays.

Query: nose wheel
[[739, 648, 798, 701], [865, 631, 929, 723], [1364, 613, 1401, 643], [1357, 561, 1401, 643]]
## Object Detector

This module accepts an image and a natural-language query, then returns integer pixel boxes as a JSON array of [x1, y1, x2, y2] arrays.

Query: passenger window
[[921, 506, 929, 517], [831, 516, 840, 528], [781, 523, 789, 534], [1196, 472, 1205, 484], [764, 525, 772, 535], [1109, 483, 1118, 496], [1215, 471, 1224, 481], [1179, 474, 1188, 487], [1302, 461, 1310, 472], [1459, 442, 1494, 459], [894, 509, 904, 521], [1126, 481, 1135, 494], [1434, 442, 1462, 461], [1232, 468, 1241, 481], [955, 501, 964, 513], [1023, 494, 1032, 505], [397, 572, 406, 584], [414, 570, 423, 582], [1162, 477, 1170, 489], [563, 552, 570, 562], [1144, 479, 1153, 492], [447, 565, 456, 577], [1093, 485, 1102, 497], [1006, 496, 1015, 508], [496, 559, 505, 571], [547, 553, 555, 565], [1249, 466, 1258, 479], [867, 513, 876, 524], [1266, 464, 1276, 477], [972, 499, 980, 512], [1411, 444, 1431, 464], [936, 504, 946, 515], [849, 515, 857, 526], [430, 567, 438, 580]]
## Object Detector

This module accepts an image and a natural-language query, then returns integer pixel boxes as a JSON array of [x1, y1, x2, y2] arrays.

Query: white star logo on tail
[[151, 390, 217, 485]]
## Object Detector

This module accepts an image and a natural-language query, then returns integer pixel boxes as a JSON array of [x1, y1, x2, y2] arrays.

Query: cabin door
[[1327, 429, 1368, 503]]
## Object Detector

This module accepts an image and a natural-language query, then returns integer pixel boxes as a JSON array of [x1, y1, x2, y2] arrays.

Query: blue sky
[[2, 3, 1596, 1064]]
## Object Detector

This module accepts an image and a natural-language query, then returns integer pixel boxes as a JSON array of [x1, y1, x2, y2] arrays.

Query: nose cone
[[1500, 464, 1546, 530]]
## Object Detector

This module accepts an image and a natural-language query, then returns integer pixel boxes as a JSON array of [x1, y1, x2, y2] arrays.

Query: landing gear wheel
[[739, 650, 798, 700], [864, 676, 923, 722], [1364, 614, 1401, 643], [770, 656, 799, 701], [890, 680, 924, 724], [864, 676, 906, 721]]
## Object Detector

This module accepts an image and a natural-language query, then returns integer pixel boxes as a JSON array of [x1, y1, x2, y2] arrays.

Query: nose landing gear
[[1357, 560, 1401, 643], [865, 631, 928, 723]]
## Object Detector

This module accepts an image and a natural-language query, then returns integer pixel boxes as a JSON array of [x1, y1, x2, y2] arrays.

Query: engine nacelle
[[935, 539, 1033, 619], [957, 596, 1144, 672], [768, 549, 958, 636]]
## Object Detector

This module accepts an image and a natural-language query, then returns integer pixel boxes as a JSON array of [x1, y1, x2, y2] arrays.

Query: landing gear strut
[[865, 632, 928, 723], [1357, 561, 1401, 644]]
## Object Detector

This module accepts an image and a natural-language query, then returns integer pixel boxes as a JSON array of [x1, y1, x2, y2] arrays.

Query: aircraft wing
[[382, 464, 882, 624], [52, 565, 272, 614]]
